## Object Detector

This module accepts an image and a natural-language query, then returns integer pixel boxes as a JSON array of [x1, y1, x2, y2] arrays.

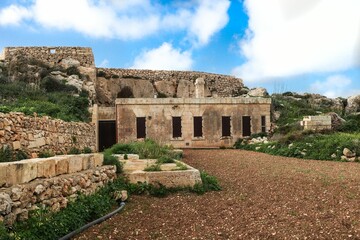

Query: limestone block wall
[[3, 47, 95, 67], [116, 97, 271, 148], [300, 115, 332, 131], [0, 153, 104, 187], [0, 112, 96, 156], [0, 162, 115, 225]]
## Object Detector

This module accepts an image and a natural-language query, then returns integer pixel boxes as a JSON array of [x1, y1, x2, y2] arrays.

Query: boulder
[[326, 112, 346, 130], [248, 88, 269, 97], [0, 193, 12, 215], [59, 57, 80, 69], [346, 95, 360, 113], [343, 148, 356, 158], [66, 75, 83, 92]]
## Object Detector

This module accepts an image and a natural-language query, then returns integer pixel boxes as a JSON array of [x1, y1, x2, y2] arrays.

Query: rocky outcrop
[[95, 68, 244, 106], [346, 95, 360, 113]]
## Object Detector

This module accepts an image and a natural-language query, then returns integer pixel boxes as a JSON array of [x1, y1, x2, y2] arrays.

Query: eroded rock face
[[59, 57, 80, 69], [154, 80, 177, 97], [346, 95, 360, 113]]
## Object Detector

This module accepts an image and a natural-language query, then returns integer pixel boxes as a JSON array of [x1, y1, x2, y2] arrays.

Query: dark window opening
[[136, 117, 146, 138], [172, 117, 182, 138], [49, 49, 56, 54], [222, 116, 231, 137], [261, 116, 266, 133], [193, 116, 203, 137], [242, 116, 251, 137]]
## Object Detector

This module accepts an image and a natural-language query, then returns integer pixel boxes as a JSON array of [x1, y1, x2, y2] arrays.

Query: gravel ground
[[75, 149, 360, 239]]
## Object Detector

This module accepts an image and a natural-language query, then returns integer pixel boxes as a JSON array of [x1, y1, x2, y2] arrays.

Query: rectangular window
[[261, 116, 266, 133], [49, 49, 56, 54], [172, 117, 182, 138], [136, 117, 146, 138], [193, 116, 203, 137], [222, 116, 231, 137]]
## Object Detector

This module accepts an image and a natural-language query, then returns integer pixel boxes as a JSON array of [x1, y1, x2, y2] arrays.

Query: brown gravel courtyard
[[76, 149, 360, 239]]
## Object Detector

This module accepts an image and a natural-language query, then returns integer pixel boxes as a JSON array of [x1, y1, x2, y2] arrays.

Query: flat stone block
[[93, 153, 104, 167], [52, 156, 69, 176], [37, 159, 56, 178], [68, 155, 83, 173], [81, 154, 95, 170], [19, 159, 39, 183]]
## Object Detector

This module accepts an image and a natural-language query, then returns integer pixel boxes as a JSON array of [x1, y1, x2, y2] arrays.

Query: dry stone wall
[[3, 47, 95, 67], [0, 164, 116, 225], [0, 112, 96, 156]]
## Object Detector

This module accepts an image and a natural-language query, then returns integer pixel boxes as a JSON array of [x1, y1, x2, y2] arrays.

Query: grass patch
[[235, 132, 360, 161]]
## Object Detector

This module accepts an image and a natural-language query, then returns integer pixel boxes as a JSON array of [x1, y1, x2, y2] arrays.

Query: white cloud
[[232, 0, 360, 82], [0, 5, 31, 26], [310, 75, 360, 98], [99, 59, 109, 68], [131, 42, 193, 70], [0, 0, 230, 46], [189, 0, 230, 46]]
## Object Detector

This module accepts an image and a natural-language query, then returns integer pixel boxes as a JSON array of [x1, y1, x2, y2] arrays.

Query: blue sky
[[0, 0, 359, 98]]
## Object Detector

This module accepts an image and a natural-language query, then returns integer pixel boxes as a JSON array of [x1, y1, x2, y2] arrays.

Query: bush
[[16, 150, 28, 161], [156, 156, 175, 164], [0, 146, 13, 162], [68, 147, 81, 155], [103, 151, 123, 174], [191, 171, 221, 194], [82, 147, 92, 154], [40, 76, 78, 93], [144, 164, 161, 172], [38, 150, 54, 158]]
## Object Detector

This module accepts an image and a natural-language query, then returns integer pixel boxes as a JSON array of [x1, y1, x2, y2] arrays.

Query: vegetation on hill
[[0, 58, 89, 122], [236, 92, 360, 161]]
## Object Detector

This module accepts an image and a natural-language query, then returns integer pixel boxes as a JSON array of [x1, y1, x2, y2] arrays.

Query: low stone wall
[[3, 47, 95, 67], [300, 115, 332, 131], [0, 112, 96, 156], [0, 165, 116, 225], [0, 153, 103, 187]]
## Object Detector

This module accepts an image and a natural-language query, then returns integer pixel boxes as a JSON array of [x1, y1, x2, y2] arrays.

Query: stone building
[[112, 80, 271, 148]]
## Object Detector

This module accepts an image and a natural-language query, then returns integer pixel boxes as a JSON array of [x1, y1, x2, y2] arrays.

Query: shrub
[[38, 150, 54, 158], [175, 161, 188, 170], [156, 156, 175, 164], [16, 150, 28, 161], [0, 146, 13, 162], [103, 150, 123, 174], [40, 76, 78, 93], [68, 147, 81, 155], [82, 147, 92, 154], [157, 92, 167, 98], [144, 164, 161, 172], [191, 171, 221, 195]]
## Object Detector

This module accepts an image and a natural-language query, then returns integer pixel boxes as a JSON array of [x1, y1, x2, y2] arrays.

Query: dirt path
[[75, 149, 360, 239]]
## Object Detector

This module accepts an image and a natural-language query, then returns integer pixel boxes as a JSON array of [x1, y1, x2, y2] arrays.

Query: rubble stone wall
[[0, 112, 96, 156], [3, 47, 95, 67], [0, 164, 116, 225]]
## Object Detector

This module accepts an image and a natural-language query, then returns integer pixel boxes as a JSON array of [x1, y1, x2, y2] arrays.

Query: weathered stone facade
[[116, 97, 271, 148], [0, 164, 115, 225], [2, 47, 95, 67], [0, 112, 96, 156]]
